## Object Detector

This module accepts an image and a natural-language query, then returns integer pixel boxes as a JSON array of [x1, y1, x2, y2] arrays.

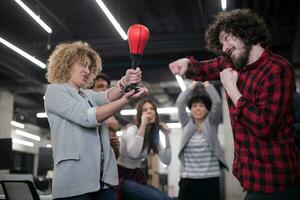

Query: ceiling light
[[120, 109, 137, 116], [94, 0, 127, 40], [120, 107, 190, 116], [159, 130, 167, 148], [36, 112, 47, 118], [12, 138, 34, 147], [166, 123, 181, 129], [116, 131, 123, 137], [157, 107, 178, 114], [120, 107, 191, 116], [15, 129, 40, 141], [0, 36, 46, 69], [10, 121, 25, 129], [175, 75, 186, 91], [221, 0, 227, 11], [14, 0, 52, 33]]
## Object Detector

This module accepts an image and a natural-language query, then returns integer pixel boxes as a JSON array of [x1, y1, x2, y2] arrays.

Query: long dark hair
[[136, 98, 160, 154]]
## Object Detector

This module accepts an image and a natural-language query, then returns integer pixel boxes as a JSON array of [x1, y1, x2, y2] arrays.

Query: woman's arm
[[95, 87, 149, 123], [157, 130, 172, 165], [122, 125, 145, 159], [204, 82, 222, 123], [175, 81, 197, 126]]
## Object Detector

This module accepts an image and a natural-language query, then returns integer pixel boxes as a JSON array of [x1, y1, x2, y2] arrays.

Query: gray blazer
[[176, 85, 228, 175], [44, 84, 118, 199]]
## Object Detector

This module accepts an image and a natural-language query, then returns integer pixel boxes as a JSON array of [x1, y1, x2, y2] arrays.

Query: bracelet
[[120, 76, 127, 87], [116, 79, 125, 93]]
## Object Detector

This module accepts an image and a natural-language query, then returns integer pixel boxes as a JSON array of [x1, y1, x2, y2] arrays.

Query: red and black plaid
[[186, 50, 300, 193]]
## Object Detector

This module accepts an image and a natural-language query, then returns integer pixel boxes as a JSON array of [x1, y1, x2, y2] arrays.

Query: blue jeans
[[121, 179, 171, 200], [55, 188, 116, 200]]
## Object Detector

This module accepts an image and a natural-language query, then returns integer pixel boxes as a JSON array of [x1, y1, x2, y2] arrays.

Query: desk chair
[[0, 180, 40, 200], [0, 174, 40, 200]]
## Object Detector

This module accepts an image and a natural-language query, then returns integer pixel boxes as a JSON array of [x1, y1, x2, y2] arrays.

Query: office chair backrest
[[0, 174, 40, 200], [1, 180, 40, 200]]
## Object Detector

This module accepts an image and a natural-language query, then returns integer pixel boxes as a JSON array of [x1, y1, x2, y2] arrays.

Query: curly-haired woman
[[44, 41, 149, 200]]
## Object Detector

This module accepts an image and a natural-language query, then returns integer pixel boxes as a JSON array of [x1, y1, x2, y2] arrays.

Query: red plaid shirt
[[186, 50, 300, 193]]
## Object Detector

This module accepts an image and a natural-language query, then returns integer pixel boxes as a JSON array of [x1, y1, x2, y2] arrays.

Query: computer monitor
[[0, 138, 12, 170], [37, 147, 53, 176]]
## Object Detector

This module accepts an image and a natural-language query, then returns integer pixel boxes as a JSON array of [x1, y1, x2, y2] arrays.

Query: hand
[[203, 81, 210, 87], [141, 113, 151, 126], [169, 58, 190, 76], [159, 122, 170, 134], [107, 116, 120, 131], [123, 87, 149, 102], [123, 67, 142, 85], [220, 68, 238, 91], [187, 81, 198, 90], [220, 68, 242, 106], [110, 136, 120, 151]]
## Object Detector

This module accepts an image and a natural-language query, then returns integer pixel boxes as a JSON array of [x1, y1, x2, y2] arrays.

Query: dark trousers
[[55, 188, 116, 200], [178, 177, 220, 200], [244, 185, 300, 200]]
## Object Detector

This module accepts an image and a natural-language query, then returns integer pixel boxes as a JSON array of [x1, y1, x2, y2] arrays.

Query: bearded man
[[169, 9, 300, 200]]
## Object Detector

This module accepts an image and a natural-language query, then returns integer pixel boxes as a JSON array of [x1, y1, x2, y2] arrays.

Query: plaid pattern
[[186, 50, 300, 193]]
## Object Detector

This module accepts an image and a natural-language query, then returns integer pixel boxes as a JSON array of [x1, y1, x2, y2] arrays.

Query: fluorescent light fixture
[[175, 75, 186, 91], [159, 130, 166, 148], [46, 144, 52, 148], [36, 112, 47, 118], [11, 121, 25, 129], [121, 107, 189, 116], [166, 123, 181, 129], [221, 0, 227, 11], [15, 129, 40, 141], [157, 107, 178, 114], [161, 162, 168, 168], [0, 37, 46, 69], [14, 0, 52, 33], [116, 131, 123, 137], [12, 138, 34, 147], [120, 109, 137, 116], [94, 0, 127, 40]]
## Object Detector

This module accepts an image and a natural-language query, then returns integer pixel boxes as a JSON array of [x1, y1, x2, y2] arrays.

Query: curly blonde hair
[[46, 41, 102, 85]]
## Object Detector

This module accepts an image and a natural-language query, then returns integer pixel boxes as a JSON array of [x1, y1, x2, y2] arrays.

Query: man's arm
[[186, 57, 227, 81], [233, 66, 294, 139]]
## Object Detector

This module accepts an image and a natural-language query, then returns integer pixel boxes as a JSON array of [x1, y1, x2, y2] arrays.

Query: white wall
[[167, 128, 181, 198]]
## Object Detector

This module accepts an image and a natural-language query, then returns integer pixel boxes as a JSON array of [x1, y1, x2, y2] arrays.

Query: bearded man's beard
[[223, 45, 251, 69]]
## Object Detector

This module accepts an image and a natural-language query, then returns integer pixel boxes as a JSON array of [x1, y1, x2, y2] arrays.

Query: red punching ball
[[127, 24, 150, 69]]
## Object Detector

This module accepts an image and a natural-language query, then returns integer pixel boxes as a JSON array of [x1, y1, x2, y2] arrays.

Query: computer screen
[[11, 151, 34, 173], [0, 138, 12, 170], [37, 147, 53, 176]]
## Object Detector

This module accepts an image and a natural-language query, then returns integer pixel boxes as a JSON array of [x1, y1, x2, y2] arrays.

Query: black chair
[[0, 174, 40, 200], [0, 180, 40, 200]]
